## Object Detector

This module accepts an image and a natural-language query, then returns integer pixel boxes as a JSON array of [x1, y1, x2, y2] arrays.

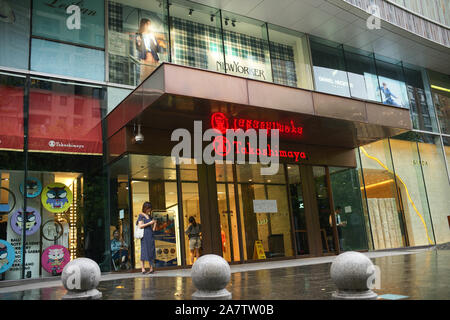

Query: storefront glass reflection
[[236, 163, 293, 261], [107, 0, 169, 86], [329, 167, 369, 251], [359, 140, 408, 249]]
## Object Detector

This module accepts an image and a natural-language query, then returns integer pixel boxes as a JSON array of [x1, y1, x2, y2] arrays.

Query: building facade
[[0, 0, 449, 281]]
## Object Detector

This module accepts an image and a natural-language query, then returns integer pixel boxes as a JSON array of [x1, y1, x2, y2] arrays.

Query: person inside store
[[137, 201, 157, 274], [185, 216, 202, 264], [111, 229, 129, 270], [329, 206, 346, 251]]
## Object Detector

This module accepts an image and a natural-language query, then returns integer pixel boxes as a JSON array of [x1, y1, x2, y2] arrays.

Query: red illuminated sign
[[212, 136, 307, 162], [211, 112, 303, 137]]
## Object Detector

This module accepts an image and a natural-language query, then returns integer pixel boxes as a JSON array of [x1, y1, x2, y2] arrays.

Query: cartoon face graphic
[[0, 243, 8, 269], [20, 177, 42, 198], [41, 183, 73, 213], [42, 245, 70, 274], [0, 240, 14, 274], [47, 248, 64, 265], [16, 210, 37, 230], [46, 187, 68, 209], [10, 207, 41, 236]]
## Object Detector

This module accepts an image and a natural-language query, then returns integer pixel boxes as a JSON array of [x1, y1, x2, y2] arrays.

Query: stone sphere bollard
[[191, 254, 232, 300], [330, 251, 378, 300], [61, 258, 102, 300]]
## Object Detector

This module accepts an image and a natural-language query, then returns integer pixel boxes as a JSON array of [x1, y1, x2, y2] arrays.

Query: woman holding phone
[[137, 202, 157, 274]]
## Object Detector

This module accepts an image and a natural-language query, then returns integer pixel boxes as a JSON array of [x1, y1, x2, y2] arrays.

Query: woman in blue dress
[[137, 202, 156, 274]]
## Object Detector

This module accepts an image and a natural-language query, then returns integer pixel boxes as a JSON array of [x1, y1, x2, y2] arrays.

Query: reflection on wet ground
[[1, 250, 449, 300]]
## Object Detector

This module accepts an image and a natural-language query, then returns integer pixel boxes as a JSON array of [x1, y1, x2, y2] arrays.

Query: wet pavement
[[0, 249, 449, 300]]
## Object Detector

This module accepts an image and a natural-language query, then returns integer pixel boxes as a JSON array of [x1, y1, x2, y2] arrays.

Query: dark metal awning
[[106, 63, 411, 154]]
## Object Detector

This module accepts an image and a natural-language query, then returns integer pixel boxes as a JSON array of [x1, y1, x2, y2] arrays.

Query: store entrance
[[215, 162, 342, 261]]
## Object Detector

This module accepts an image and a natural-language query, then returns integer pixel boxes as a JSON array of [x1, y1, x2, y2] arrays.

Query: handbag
[[134, 223, 144, 239]]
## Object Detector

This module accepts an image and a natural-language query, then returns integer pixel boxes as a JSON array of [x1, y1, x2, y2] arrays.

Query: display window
[[107, 0, 169, 86], [267, 24, 313, 90], [0, 169, 82, 280], [310, 38, 350, 98], [169, 0, 223, 74]]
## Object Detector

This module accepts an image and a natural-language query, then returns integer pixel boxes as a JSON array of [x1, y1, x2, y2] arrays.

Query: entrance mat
[[378, 294, 409, 300]]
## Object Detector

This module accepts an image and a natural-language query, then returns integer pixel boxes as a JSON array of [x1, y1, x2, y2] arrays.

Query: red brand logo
[[210, 112, 303, 137]]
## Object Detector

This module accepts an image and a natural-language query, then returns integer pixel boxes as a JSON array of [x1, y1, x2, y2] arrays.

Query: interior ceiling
[[191, 0, 450, 74]]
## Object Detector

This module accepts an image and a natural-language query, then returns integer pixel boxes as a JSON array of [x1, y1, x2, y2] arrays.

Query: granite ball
[[61, 258, 101, 292], [191, 254, 231, 292], [330, 251, 376, 291]]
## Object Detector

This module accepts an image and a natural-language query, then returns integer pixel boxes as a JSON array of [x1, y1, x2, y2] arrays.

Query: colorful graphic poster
[[0, 240, 15, 274], [108, 3, 168, 85], [19, 177, 42, 198], [41, 245, 70, 275], [377, 76, 409, 108], [10, 206, 41, 236], [152, 210, 177, 267], [41, 183, 73, 213]]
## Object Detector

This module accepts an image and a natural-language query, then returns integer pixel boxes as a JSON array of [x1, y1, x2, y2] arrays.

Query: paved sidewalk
[[0, 247, 448, 300]]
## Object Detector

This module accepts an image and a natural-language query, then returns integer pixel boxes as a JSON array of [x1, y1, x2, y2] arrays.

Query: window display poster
[[41, 244, 70, 275], [313, 66, 351, 97], [41, 182, 73, 213], [108, 3, 168, 85], [152, 210, 177, 267], [0, 240, 15, 274], [19, 177, 42, 198], [10, 206, 41, 236], [376, 76, 409, 108]]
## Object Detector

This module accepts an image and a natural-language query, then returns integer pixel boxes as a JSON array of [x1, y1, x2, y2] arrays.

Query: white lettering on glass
[[66, 5, 81, 30]]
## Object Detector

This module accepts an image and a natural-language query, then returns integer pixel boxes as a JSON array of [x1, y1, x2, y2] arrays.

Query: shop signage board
[[253, 200, 277, 213], [152, 210, 178, 267]]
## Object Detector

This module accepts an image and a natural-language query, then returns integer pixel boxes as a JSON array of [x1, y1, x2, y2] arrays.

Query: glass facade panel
[[107, 86, 132, 115], [428, 70, 450, 135], [310, 38, 350, 97], [221, 11, 272, 82], [343, 48, 381, 102], [32, 0, 105, 48], [107, 0, 169, 86], [287, 165, 309, 255], [444, 137, 450, 176], [267, 24, 313, 90], [28, 77, 106, 154], [329, 167, 369, 251], [414, 133, 450, 244], [389, 135, 435, 246], [374, 58, 409, 108], [0, 0, 30, 70], [312, 166, 335, 253], [359, 140, 407, 249], [236, 163, 292, 260], [30, 39, 105, 81], [0, 73, 25, 150], [404, 67, 438, 132], [169, 0, 223, 73]]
